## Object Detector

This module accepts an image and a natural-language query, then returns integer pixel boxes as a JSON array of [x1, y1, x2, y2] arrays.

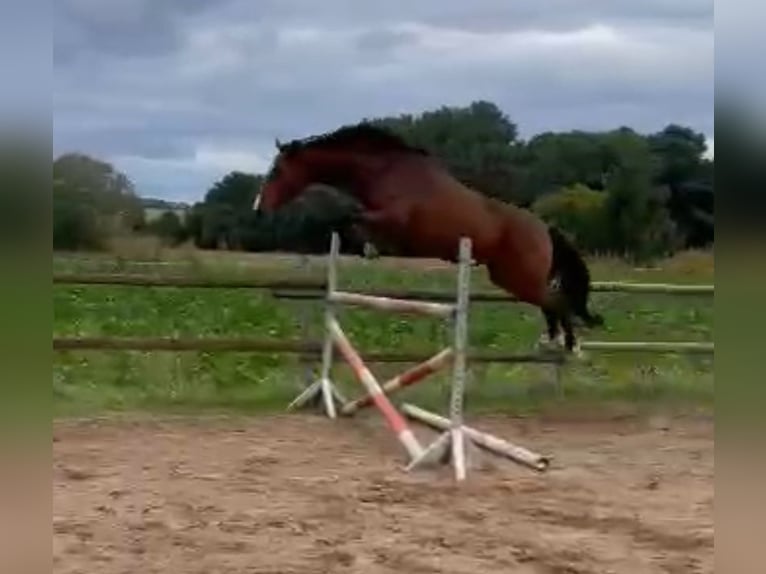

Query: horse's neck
[[304, 150, 385, 206]]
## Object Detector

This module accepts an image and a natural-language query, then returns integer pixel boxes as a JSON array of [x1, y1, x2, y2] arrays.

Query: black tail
[[548, 225, 604, 328]]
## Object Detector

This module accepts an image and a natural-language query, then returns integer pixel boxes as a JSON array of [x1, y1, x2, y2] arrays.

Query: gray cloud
[[54, 0, 227, 64], [213, 0, 713, 33], [52, 0, 718, 202]]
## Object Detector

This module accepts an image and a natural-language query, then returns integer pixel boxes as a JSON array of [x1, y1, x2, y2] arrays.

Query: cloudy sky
[[48, 0, 720, 203]]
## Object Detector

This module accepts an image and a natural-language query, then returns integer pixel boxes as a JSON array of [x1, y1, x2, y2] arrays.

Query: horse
[[252, 122, 604, 352]]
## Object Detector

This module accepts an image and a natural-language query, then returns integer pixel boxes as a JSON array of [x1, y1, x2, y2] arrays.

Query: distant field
[[53, 247, 714, 418]]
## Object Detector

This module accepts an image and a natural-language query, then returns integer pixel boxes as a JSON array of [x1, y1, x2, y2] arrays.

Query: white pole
[[318, 233, 341, 417], [448, 237, 472, 481], [402, 404, 550, 472]]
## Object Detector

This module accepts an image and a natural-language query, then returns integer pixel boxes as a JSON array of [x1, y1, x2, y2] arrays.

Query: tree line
[[52, 100, 719, 261]]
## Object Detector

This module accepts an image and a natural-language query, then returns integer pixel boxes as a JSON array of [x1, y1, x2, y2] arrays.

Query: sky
[[46, 1, 724, 203]]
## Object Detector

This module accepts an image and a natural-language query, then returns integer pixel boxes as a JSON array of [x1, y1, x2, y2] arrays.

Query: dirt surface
[[53, 412, 713, 574]]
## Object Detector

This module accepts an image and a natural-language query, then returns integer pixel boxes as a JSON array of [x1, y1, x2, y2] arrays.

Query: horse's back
[[393, 166, 508, 259], [371, 157, 552, 284]]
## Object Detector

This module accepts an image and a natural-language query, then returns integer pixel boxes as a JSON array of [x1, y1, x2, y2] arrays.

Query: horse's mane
[[282, 122, 430, 156]]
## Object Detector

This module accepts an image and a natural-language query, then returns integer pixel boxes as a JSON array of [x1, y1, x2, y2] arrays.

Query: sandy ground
[[53, 411, 713, 574]]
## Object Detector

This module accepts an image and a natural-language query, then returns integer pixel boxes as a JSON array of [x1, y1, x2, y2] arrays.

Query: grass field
[[52, 247, 714, 418]]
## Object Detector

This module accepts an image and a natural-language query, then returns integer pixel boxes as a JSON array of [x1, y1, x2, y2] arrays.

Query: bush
[[146, 211, 188, 246]]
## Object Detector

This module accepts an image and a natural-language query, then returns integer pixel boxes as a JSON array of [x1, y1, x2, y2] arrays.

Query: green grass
[[52, 248, 714, 419]]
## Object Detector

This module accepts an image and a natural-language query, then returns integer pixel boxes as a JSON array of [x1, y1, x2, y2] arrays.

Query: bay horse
[[253, 123, 604, 352]]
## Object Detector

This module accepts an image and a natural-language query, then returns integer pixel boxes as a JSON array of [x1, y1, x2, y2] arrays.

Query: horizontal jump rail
[[53, 273, 713, 297], [329, 290, 454, 317], [341, 347, 455, 415], [401, 404, 550, 472], [581, 341, 714, 354], [52, 336, 563, 364]]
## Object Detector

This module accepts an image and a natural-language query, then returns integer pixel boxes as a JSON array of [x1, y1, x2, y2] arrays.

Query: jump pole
[[327, 317, 425, 461], [404, 236, 472, 480], [286, 233, 347, 418], [286, 231, 457, 422], [401, 237, 550, 480], [286, 232, 550, 480], [401, 404, 550, 472], [340, 347, 454, 415]]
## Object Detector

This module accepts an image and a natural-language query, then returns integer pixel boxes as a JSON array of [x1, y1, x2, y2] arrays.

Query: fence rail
[[580, 341, 714, 354], [52, 336, 564, 364], [52, 272, 714, 359], [53, 272, 714, 300]]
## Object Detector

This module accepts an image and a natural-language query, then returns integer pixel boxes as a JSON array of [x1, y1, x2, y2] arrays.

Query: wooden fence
[[52, 272, 714, 359], [53, 272, 714, 298]]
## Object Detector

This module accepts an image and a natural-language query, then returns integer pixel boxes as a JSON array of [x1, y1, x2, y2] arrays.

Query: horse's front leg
[[344, 222, 378, 258], [358, 208, 411, 255]]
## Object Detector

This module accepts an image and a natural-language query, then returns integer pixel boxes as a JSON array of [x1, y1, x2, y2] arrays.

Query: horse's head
[[253, 123, 430, 212], [253, 139, 311, 213]]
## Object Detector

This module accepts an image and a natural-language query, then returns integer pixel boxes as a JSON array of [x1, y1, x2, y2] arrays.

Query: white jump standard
[[286, 232, 550, 481]]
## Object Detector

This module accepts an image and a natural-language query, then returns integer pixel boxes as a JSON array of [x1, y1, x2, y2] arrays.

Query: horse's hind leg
[[560, 311, 583, 356], [541, 308, 564, 347]]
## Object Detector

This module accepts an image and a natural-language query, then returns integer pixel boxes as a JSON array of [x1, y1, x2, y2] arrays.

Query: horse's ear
[[275, 138, 284, 151]]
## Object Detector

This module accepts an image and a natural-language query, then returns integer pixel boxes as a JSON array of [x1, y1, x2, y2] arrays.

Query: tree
[[602, 129, 679, 260], [52, 181, 103, 250], [369, 100, 524, 203], [204, 171, 262, 209], [52, 153, 145, 250], [191, 172, 263, 250], [517, 130, 610, 201], [532, 184, 609, 252], [147, 211, 187, 246], [647, 124, 714, 247], [649, 124, 709, 190]]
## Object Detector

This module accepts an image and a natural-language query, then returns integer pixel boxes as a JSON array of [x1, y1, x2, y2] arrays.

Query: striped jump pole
[[327, 317, 425, 461], [340, 347, 454, 415]]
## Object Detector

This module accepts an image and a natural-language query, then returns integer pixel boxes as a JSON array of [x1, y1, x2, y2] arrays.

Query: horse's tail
[[547, 225, 604, 328]]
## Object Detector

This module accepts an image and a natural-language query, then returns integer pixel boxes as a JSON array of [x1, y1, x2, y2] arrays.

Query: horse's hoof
[[537, 334, 564, 351], [570, 346, 587, 360]]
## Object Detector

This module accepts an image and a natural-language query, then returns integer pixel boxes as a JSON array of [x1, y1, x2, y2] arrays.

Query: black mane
[[282, 122, 429, 156]]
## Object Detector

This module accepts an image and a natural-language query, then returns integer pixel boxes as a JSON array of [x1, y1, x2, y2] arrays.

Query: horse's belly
[[407, 205, 499, 260]]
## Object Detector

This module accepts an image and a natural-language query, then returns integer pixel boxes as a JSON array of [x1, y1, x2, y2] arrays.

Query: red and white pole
[[327, 317, 424, 461], [341, 347, 454, 415]]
